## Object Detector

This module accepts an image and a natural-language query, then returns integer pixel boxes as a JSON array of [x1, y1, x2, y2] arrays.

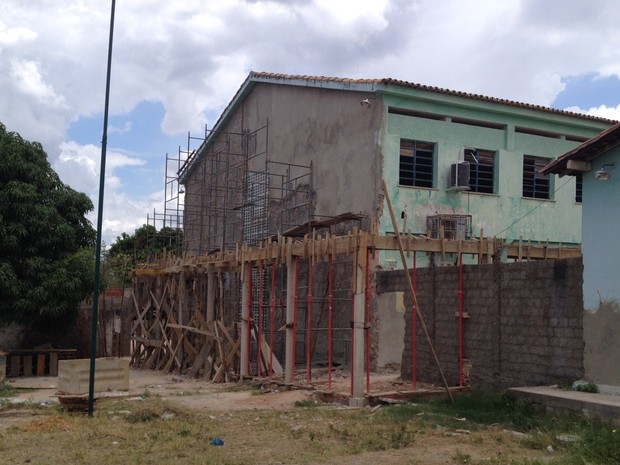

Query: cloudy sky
[[2, 0, 620, 245]]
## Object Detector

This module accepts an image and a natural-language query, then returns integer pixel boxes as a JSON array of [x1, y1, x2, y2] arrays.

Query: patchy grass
[[0, 383, 17, 398], [0, 390, 617, 465]]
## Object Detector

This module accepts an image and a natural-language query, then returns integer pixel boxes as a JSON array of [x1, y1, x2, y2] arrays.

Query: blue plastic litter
[[210, 438, 224, 446]]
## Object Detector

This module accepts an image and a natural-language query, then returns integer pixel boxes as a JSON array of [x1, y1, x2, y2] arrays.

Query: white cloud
[[10, 59, 67, 107], [54, 140, 150, 244], [564, 104, 620, 121], [0, 22, 37, 45], [3, 0, 620, 245]]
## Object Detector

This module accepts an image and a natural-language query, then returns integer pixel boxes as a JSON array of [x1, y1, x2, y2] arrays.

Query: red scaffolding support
[[306, 256, 313, 383], [328, 254, 333, 391], [269, 259, 276, 380], [412, 251, 417, 390], [258, 259, 264, 376], [458, 252, 464, 386]]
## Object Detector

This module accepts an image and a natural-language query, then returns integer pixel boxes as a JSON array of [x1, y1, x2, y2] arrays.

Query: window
[[522, 155, 551, 199], [575, 173, 582, 203], [465, 148, 495, 193], [399, 140, 434, 188]]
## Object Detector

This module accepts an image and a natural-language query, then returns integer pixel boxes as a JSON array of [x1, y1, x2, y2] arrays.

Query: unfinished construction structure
[[131, 72, 612, 402]]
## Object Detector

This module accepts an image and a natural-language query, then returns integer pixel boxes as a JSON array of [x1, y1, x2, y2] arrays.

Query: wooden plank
[[131, 336, 163, 348], [166, 323, 217, 339], [49, 353, 59, 376], [23, 356, 33, 377], [187, 340, 214, 378], [9, 356, 20, 377], [251, 325, 283, 375], [36, 354, 46, 376]]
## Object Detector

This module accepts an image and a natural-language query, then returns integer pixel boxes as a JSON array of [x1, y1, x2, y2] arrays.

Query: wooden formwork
[[131, 230, 581, 390]]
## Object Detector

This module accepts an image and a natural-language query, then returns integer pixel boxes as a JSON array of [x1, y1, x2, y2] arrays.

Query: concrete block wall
[[377, 257, 584, 390]]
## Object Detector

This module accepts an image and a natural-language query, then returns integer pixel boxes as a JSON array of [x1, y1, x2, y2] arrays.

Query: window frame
[[522, 154, 552, 199], [464, 148, 496, 194], [399, 139, 435, 188]]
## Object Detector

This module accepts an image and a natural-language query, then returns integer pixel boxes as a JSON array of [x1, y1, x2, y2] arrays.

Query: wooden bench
[[6, 349, 78, 377]]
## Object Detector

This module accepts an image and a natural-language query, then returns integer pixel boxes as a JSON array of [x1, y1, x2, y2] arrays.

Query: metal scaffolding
[[178, 123, 314, 256]]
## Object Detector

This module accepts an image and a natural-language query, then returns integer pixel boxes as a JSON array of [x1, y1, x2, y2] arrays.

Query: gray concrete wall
[[241, 83, 384, 221], [375, 291, 406, 368], [377, 258, 584, 390]]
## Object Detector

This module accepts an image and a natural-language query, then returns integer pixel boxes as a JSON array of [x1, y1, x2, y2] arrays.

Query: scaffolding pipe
[[458, 252, 464, 386], [293, 257, 299, 381], [365, 248, 371, 393], [285, 252, 295, 384], [350, 292, 355, 397], [269, 259, 276, 380], [412, 251, 417, 390], [247, 263, 253, 376], [258, 259, 264, 377], [381, 179, 454, 402], [328, 254, 333, 391], [306, 256, 313, 383]]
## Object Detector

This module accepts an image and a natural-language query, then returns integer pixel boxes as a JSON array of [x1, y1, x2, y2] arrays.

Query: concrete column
[[206, 265, 215, 322], [240, 265, 250, 378], [285, 258, 295, 384], [350, 263, 366, 406]]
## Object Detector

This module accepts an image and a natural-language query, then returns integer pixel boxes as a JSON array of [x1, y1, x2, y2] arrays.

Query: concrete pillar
[[240, 265, 250, 378], [206, 265, 215, 322], [350, 263, 366, 406], [285, 257, 295, 384]]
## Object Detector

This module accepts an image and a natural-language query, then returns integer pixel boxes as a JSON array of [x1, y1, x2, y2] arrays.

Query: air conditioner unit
[[448, 161, 470, 191]]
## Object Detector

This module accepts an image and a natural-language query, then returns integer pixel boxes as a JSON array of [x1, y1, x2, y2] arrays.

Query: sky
[[2, 0, 620, 246]]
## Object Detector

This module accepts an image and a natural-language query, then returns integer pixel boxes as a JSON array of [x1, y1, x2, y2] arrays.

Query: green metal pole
[[88, 0, 116, 417]]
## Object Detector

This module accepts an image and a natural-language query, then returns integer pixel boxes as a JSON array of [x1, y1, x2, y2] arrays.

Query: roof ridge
[[249, 71, 617, 124]]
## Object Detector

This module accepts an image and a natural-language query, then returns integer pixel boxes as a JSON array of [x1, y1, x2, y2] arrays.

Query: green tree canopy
[[104, 224, 183, 287], [0, 123, 96, 324]]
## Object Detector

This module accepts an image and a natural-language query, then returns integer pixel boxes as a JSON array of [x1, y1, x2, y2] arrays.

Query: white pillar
[[240, 266, 250, 378], [350, 263, 366, 405]]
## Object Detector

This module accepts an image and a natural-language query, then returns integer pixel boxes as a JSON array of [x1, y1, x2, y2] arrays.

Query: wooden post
[[381, 179, 454, 402], [206, 264, 215, 322]]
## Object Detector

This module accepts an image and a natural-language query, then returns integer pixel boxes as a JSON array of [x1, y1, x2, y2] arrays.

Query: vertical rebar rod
[[258, 259, 264, 377], [88, 0, 116, 418], [269, 259, 276, 380], [365, 248, 371, 393], [306, 256, 313, 383], [459, 252, 464, 386], [328, 254, 333, 391], [292, 257, 299, 381], [412, 251, 417, 390], [247, 263, 253, 377], [381, 179, 453, 402], [350, 291, 355, 397]]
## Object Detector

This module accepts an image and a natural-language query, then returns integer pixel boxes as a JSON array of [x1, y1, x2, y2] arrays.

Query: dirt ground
[[1, 368, 556, 464]]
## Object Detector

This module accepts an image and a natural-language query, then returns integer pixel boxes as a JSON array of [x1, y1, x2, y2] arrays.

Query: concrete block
[[58, 357, 129, 395]]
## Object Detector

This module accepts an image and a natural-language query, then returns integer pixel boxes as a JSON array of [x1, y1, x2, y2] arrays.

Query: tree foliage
[[0, 123, 96, 324], [104, 224, 183, 287]]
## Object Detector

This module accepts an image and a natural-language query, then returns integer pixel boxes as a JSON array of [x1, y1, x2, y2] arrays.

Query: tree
[[105, 224, 183, 287], [0, 123, 96, 325]]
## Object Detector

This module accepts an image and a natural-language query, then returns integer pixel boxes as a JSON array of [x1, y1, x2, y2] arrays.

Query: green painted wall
[[378, 89, 611, 254]]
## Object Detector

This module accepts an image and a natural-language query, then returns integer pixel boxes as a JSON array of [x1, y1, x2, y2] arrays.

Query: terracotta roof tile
[[249, 71, 616, 124]]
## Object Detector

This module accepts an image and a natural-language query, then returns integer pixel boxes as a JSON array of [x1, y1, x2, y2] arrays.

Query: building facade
[[543, 123, 620, 387], [179, 72, 613, 261]]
